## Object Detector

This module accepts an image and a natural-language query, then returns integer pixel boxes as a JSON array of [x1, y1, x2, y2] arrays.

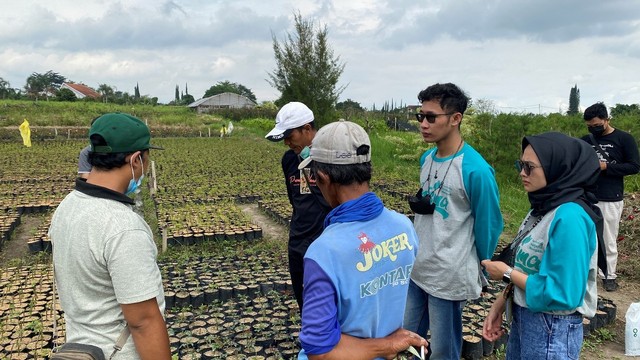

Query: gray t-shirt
[[78, 145, 91, 174], [49, 189, 165, 359]]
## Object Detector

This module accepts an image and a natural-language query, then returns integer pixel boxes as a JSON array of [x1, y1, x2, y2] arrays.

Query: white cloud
[[1, 0, 640, 110]]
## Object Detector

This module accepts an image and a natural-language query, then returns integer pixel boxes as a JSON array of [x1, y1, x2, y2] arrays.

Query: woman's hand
[[481, 260, 509, 281], [482, 296, 507, 342]]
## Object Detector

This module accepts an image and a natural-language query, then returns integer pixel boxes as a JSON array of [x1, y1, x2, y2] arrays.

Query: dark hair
[[297, 121, 316, 130], [418, 83, 469, 115], [88, 134, 146, 170], [312, 161, 372, 186], [584, 102, 608, 121]]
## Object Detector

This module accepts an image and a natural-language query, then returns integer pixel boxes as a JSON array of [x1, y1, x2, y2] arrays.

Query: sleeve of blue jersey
[[300, 258, 341, 355], [525, 203, 596, 312]]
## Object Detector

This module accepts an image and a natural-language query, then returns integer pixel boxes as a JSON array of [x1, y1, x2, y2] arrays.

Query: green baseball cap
[[89, 113, 163, 153]]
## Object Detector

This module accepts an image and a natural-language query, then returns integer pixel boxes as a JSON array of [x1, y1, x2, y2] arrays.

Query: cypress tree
[[568, 84, 580, 115]]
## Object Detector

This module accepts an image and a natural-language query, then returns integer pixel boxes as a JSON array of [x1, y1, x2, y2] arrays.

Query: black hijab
[[523, 132, 607, 276]]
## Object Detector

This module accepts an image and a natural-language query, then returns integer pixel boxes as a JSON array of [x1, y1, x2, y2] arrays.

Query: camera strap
[[423, 139, 464, 198], [508, 213, 543, 252]]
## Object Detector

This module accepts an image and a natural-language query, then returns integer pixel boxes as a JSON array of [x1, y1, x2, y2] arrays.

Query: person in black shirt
[[265, 102, 332, 311], [581, 102, 640, 291]]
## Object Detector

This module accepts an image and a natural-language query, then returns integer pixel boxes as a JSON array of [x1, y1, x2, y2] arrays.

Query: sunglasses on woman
[[515, 160, 542, 176]]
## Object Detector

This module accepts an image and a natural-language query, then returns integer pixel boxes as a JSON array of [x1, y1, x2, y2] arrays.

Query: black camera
[[408, 188, 436, 215]]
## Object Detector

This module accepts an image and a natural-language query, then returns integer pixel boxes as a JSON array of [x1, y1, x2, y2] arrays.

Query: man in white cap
[[296, 120, 427, 359], [265, 102, 331, 312]]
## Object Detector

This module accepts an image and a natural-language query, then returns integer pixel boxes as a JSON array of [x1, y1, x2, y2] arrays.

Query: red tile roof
[[62, 82, 101, 98]]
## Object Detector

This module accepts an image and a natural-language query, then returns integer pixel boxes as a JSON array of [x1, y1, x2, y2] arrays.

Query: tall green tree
[[611, 103, 640, 118], [134, 83, 140, 99], [97, 84, 114, 103], [568, 84, 580, 115], [268, 12, 345, 126], [181, 94, 195, 105], [0, 77, 11, 99], [175, 85, 180, 103], [56, 88, 77, 102], [203, 80, 256, 102], [336, 99, 363, 111], [24, 71, 65, 101]]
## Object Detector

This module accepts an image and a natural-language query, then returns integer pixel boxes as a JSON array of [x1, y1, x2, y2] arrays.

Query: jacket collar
[[75, 178, 135, 205]]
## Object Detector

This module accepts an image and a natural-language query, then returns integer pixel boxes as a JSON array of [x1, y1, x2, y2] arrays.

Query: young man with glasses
[[581, 102, 640, 292], [265, 102, 332, 312], [404, 83, 503, 359]]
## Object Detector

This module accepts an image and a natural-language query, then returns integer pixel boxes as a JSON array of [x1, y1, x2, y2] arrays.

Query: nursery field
[[0, 113, 638, 359]]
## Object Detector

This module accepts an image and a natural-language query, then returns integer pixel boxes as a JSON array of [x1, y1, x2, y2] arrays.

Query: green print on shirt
[[424, 180, 452, 219], [515, 235, 542, 274]]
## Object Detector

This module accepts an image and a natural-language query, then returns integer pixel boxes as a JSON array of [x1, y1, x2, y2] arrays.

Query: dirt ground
[[241, 203, 289, 241], [581, 280, 639, 359], [0, 213, 43, 266]]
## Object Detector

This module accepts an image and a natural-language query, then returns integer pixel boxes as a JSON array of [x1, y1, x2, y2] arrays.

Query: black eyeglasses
[[415, 112, 453, 123], [515, 160, 542, 176]]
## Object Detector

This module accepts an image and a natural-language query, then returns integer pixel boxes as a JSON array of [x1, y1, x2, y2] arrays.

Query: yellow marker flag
[[19, 119, 32, 147]]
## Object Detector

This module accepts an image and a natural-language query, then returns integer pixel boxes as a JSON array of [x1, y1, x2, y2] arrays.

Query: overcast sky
[[1, 0, 639, 113]]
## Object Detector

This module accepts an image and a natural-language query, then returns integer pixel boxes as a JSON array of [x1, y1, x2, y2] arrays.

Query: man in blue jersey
[[404, 83, 503, 359], [297, 120, 427, 359], [581, 102, 640, 292]]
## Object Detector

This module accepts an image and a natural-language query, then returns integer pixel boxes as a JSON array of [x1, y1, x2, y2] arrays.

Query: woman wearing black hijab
[[481, 132, 601, 359]]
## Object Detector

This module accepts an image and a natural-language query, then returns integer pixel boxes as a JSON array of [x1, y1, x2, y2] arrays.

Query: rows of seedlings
[[0, 264, 61, 359], [0, 258, 617, 359], [159, 254, 291, 310], [0, 142, 79, 254], [150, 138, 285, 247], [157, 202, 263, 246], [0, 209, 20, 246], [165, 293, 301, 359]]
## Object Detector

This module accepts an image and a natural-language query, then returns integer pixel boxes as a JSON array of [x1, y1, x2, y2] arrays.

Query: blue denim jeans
[[403, 280, 465, 359], [507, 304, 584, 360]]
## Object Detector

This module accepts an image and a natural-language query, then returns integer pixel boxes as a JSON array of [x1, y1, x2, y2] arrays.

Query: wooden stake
[[162, 228, 167, 253]]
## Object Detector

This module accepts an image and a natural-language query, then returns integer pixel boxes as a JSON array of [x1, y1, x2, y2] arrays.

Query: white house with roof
[[188, 92, 256, 113]]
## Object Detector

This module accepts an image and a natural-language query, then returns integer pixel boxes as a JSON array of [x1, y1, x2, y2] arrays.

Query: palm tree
[[97, 84, 114, 103]]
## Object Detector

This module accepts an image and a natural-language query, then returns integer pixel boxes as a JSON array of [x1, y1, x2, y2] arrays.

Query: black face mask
[[408, 188, 436, 215], [588, 125, 606, 137]]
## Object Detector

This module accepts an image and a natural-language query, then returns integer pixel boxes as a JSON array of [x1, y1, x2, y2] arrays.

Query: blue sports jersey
[[299, 194, 419, 359]]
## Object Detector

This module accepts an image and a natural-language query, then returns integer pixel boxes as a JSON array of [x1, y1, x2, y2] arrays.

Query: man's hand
[[308, 328, 428, 360], [382, 328, 428, 360], [600, 161, 607, 170]]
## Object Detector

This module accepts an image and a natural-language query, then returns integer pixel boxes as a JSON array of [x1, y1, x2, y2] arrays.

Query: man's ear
[[316, 169, 330, 185], [127, 151, 142, 164], [450, 112, 462, 127]]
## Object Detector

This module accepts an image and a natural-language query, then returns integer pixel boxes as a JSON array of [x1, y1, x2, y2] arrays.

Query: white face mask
[[126, 155, 144, 195]]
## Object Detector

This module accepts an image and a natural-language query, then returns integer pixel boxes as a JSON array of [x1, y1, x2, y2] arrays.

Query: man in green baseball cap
[[49, 112, 170, 359]]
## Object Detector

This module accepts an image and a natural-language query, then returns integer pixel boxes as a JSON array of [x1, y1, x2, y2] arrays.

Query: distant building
[[60, 83, 101, 99], [188, 92, 256, 113], [404, 105, 421, 113]]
